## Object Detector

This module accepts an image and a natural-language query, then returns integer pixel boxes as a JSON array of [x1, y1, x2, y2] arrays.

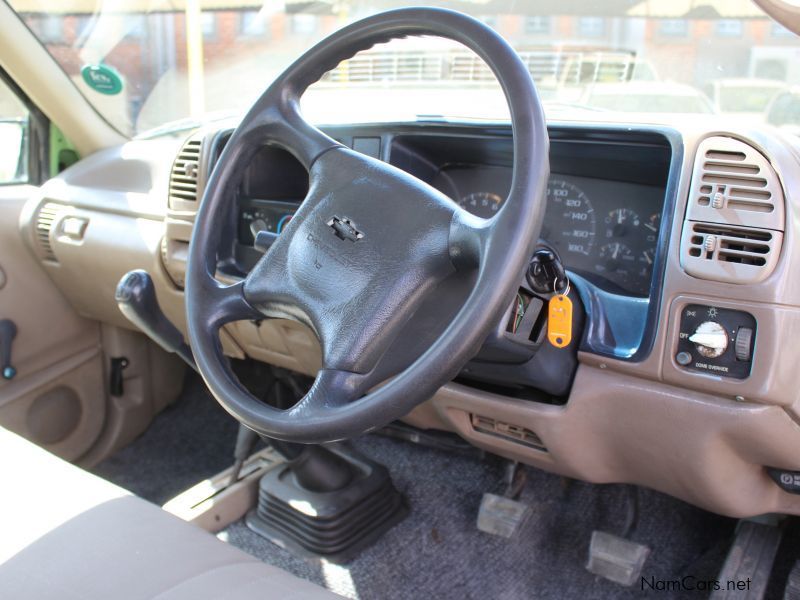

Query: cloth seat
[[0, 426, 339, 599]]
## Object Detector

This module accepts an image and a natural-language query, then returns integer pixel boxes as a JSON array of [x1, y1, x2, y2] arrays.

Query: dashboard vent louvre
[[681, 223, 782, 283], [169, 137, 203, 205], [470, 414, 547, 452], [35, 203, 63, 262], [681, 136, 785, 284], [687, 136, 785, 231]]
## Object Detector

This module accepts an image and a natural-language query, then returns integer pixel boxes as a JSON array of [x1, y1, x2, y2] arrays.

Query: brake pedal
[[477, 493, 532, 538], [586, 530, 651, 587]]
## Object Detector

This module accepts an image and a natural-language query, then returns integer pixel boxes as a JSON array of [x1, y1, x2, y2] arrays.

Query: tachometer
[[541, 178, 596, 257], [458, 191, 503, 218]]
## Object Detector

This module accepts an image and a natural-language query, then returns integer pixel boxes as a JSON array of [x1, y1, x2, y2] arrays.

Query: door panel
[[0, 186, 107, 460]]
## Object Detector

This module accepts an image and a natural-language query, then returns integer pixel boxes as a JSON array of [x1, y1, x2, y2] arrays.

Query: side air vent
[[168, 136, 203, 206], [681, 136, 785, 284], [681, 222, 781, 284], [35, 203, 64, 262], [470, 414, 547, 452], [686, 136, 785, 231]]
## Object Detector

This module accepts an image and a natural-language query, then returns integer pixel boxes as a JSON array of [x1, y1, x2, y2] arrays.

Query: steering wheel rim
[[185, 7, 549, 444]]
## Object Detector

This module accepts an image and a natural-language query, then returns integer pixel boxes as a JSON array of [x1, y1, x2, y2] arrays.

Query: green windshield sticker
[[80, 64, 123, 95]]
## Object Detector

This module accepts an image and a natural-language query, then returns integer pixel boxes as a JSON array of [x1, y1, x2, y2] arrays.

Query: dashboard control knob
[[688, 321, 728, 358], [249, 219, 269, 238], [675, 351, 692, 366], [734, 327, 754, 362]]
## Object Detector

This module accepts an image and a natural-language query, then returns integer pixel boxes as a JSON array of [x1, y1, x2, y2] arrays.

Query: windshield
[[7, 0, 800, 137]]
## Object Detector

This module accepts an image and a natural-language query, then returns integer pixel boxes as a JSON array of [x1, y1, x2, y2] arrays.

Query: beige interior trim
[[410, 366, 800, 519], [0, 3, 126, 155], [163, 448, 285, 532]]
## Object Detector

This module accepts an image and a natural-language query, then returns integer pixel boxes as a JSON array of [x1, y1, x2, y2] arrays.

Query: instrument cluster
[[433, 166, 664, 296]]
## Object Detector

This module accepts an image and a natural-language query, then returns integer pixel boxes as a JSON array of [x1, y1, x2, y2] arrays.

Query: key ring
[[553, 276, 570, 297]]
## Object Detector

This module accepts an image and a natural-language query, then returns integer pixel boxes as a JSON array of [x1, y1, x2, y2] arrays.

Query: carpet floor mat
[[92, 374, 239, 505], [90, 374, 757, 599], [221, 434, 738, 600]]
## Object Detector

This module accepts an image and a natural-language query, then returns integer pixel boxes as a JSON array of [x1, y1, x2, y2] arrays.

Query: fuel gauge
[[644, 212, 661, 243]]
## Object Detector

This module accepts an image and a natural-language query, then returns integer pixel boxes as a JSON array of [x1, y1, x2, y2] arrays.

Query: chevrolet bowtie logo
[[327, 216, 364, 242]]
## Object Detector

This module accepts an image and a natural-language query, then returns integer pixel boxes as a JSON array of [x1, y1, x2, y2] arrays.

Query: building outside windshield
[[6, 0, 800, 136]]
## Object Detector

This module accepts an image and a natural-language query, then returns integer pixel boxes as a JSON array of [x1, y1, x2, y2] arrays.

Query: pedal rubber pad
[[711, 520, 782, 600], [785, 560, 800, 600], [476, 493, 531, 538], [586, 530, 651, 587]]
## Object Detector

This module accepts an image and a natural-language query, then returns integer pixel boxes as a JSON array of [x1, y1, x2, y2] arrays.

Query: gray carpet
[[93, 374, 240, 505], [222, 434, 736, 600], [92, 373, 743, 599]]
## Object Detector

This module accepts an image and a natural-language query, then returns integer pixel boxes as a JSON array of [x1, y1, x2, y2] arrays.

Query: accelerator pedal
[[784, 560, 800, 600], [710, 520, 782, 600]]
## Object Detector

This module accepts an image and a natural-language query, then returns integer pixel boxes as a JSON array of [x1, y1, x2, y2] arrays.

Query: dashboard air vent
[[35, 203, 64, 262], [681, 136, 785, 284], [680, 222, 781, 284], [686, 136, 785, 231], [169, 136, 203, 205], [470, 414, 547, 452]]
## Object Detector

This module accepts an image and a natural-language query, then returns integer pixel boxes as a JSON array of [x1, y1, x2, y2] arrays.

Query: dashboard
[[233, 128, 671, 299], [21, 116, 800, 521]]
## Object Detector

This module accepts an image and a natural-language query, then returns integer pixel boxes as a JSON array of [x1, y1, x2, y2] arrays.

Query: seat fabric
[[0, 426, 339, 599]]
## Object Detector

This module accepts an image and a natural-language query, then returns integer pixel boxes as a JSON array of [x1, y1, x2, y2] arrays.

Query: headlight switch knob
[[688, 320, 728, 358]]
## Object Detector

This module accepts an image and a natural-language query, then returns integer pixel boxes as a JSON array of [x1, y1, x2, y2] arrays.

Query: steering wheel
[[185, 7, 549, 443]]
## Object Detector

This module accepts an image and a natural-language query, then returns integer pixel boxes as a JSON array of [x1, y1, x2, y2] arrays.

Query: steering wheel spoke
[[290, 368, 365, 413], [198, 278, 263, 330], [448, 205, 492, 272]]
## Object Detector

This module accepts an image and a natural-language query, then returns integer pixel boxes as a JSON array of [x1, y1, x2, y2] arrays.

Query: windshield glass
[[7, 0, 800, 136]]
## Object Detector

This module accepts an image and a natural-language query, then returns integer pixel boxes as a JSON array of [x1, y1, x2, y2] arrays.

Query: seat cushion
[[0, 427, 339, 599]]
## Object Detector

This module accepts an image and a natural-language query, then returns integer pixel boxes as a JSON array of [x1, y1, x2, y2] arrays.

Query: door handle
[[0, 319, 17, 380]]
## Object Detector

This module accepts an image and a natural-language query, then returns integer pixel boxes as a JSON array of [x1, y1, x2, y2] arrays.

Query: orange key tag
[[547, 294, 573, 348]]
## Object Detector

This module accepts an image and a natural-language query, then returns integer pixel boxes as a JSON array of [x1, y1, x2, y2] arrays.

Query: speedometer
[[541, 178, 596, 257]]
